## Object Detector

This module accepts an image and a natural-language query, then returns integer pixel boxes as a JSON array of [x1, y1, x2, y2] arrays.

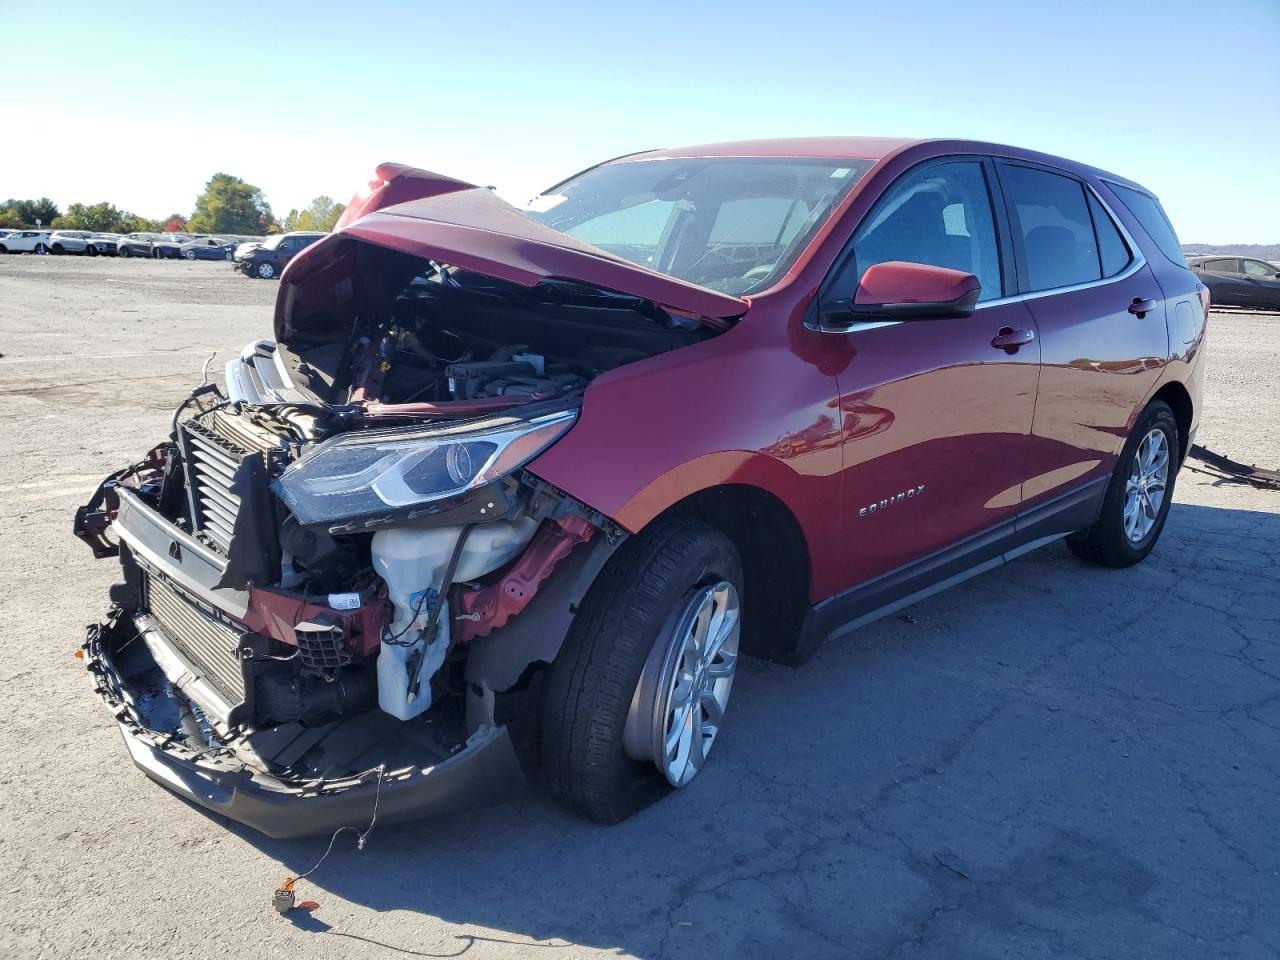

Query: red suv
[[76, 139, 1207, 835]]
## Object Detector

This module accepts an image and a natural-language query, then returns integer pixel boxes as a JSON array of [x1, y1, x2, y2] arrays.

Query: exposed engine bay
[[74, 246, 719, 831]]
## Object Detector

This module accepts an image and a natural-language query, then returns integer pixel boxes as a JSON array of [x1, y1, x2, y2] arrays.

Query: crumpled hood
[[275, 164, 748, 341]]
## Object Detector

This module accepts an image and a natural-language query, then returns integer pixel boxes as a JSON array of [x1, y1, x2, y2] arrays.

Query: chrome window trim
[[812, 178, 1147, 332]]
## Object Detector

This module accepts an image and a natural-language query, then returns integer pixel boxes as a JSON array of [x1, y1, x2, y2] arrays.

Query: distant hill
[[1183, 243, 1280, 259]]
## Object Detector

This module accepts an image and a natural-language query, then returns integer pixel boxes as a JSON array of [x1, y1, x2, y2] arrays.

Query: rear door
[[821, 156, 1041, 587], [995, 160, 1168, 514]]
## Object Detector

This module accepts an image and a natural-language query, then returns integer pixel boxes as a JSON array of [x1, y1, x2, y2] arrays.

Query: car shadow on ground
[[221, 498, 1280, 959]]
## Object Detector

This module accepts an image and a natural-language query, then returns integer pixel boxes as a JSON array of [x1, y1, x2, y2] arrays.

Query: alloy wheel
[[1123, 427, 1170, 543], [624, 581, 740, 786]]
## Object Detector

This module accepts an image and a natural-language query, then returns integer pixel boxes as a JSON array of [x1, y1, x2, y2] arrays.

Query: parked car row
[[0, 228, 328, 281], [0, 229, 264, 261]]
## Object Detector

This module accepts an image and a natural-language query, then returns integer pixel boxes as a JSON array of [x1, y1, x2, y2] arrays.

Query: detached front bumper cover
[[84, 610, 523, 839]]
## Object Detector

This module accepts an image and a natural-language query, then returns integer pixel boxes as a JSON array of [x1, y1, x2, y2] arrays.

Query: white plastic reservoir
[[371, 518, 538, 721]]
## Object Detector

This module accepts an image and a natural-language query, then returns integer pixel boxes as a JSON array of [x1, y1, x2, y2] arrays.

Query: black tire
[[256, 261, 275, 279], [86, 245, 98, 257], [183, 249, 196, 260], [119, 246, 131, 258], [51, 244, 64, 255], [540, 516, 743, 823], [0, 245, 8, 254], [1067, 400, 1179, 568], [34, 243, 47, 254]]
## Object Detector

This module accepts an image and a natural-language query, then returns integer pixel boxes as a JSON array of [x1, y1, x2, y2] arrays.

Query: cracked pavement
[[1, 258, 1276, 959]]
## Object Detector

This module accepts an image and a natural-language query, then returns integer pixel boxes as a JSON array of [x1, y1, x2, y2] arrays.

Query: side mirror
[[829, 261, 981, 323]]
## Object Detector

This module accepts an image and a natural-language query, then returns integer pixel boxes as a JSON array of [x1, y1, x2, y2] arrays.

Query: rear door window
[[1001, 163, 1101, 291], [1205, 258, 1240, 273], [1243, 259, 1277, 277], [1086, 193, 1132, 278]]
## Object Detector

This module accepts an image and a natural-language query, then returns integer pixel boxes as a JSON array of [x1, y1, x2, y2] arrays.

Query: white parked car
[[0, 230, 51, 253], [49, 231, 97, 254]]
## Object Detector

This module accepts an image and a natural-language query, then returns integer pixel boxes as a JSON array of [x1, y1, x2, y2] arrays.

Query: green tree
[[187, 173, 275, 235], [282, 196, 344, 233], [289, 195, 344, 232], [1, 197, 62, 227]]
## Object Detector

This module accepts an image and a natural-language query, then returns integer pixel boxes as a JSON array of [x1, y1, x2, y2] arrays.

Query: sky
[[2, 0, 1277, 243]]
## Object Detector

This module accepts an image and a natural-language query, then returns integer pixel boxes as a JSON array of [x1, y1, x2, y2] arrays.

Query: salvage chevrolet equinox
[[76, 139, 1208, 836]]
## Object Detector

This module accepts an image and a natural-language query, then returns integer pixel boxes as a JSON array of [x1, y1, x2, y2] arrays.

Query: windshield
[[263, 235, 285, 250], [522, 157, 874, 295]]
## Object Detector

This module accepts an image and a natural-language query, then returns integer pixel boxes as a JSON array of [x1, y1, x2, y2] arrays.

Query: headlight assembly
[[273, 409, 577, 527]]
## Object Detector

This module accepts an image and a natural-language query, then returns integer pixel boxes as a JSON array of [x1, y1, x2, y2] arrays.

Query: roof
[[604, 136, 1149, 193], [626, 136, 919, 162]]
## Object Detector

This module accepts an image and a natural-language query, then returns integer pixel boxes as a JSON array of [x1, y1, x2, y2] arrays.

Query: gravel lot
[[2, 256, 1277, 960]]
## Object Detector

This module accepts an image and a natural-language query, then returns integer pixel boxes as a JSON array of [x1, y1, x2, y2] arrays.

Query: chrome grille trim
[[143, 574, 247, 707]]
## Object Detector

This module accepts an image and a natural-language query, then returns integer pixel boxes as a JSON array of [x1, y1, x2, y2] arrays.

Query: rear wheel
[[34, 242, 47, 254], [1068, 400, 1179, 567], [541, 517, 742, 823], [86, 245, 98, 257]]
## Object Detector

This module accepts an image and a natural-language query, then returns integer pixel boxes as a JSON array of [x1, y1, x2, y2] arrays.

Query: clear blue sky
[[2, 0, 1277, 242]]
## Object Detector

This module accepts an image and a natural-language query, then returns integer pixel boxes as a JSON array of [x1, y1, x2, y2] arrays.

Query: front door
[[820, 157, 1041, 589]]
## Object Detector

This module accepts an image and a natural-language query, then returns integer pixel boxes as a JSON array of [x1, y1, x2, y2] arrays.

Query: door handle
[[991, 327, 1035, 353], [1128, 298, 1157, 317]]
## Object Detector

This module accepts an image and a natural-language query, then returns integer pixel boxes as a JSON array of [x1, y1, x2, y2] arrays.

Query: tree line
[[1, 173, 344, 236]]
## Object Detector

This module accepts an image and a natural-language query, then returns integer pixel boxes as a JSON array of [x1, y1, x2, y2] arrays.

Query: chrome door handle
[[991, 327, 1035, 353]]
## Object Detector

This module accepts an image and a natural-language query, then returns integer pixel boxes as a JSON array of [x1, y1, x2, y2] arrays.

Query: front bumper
[[85, 613, 523, 838], [80, 488, 525, 839]]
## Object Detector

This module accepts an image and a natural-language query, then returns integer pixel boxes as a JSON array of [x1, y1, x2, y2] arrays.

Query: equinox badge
[[859, 484, 925, 518]]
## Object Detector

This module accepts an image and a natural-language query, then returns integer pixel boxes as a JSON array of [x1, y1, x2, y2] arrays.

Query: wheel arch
[[1150, 380, 1193, 464], [652, 483, 814, 665]]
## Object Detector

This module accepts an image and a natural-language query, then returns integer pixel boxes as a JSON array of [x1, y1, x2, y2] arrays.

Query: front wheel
[[256, 261, 275, 279], [51, 244, 64, 255], [541, 517, 743, 823], [119, 246, 132, 258], [183, 249, 196, 260], [1068, 400, 1179, 567]]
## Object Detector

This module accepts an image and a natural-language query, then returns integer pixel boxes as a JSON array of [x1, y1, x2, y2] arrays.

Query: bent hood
[[275, 165, 748, 341]]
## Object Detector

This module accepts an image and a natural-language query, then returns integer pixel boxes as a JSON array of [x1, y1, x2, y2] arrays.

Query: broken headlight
[[273, 409, 577, 526]]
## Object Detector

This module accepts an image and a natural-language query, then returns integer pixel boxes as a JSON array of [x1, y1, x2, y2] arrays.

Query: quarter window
[[1205, 259, 1239, 273], [1003, 164, 1101, 291], [1109, 183, 1186, 268], [848, 160, 1003, 302]]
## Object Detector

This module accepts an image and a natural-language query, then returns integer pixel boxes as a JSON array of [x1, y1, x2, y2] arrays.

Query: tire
[[34, 243, 47, 254], [256, 261, 275, 279], [541, 516, 743, 823], [225, 250, 234, 261], [86, 245, 98, 257], [119, 246, 131, 258], [0, 245, 8, 254], [183, 249, 196, 260], [1068, 400, 1179, 567], [51, 244, 64, 255]]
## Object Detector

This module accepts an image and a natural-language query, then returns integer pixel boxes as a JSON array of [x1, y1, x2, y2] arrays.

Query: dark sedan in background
[[179, 237, 235, 260], [234, 230, 324, 278], [1187, 255, 1280, 310]]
